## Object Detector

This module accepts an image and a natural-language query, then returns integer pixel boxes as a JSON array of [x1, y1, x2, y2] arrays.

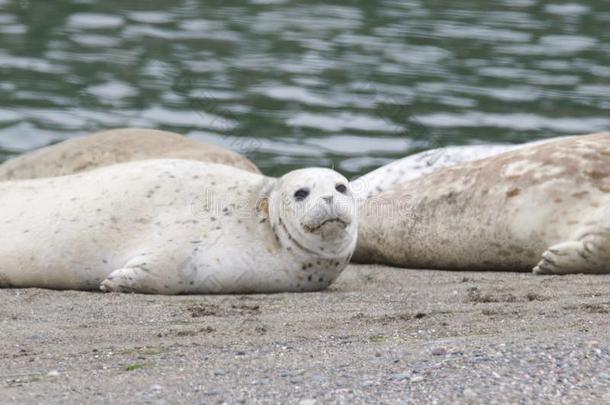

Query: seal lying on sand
[[0, 160, 356, 293], [355, 133, 610, 274], [0, 128, 259, 180]]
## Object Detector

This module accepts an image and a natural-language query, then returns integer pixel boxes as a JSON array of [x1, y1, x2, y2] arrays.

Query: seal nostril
[[322, 196, 333, 204]]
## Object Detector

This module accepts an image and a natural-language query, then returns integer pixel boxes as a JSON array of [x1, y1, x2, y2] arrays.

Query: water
[[0, 0, 609, 177]]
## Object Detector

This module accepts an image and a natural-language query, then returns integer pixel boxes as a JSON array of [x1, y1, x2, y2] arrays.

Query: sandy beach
[[1, 264, 609, 404]]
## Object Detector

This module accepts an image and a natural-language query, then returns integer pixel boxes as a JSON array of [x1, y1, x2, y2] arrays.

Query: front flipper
[[533, 228, 610, 275], [100, 252, 191, 294], [100, 267, 155, 293]]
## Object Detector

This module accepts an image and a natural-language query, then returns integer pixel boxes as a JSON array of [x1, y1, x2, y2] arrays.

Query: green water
[[0, 0, 609, 177]]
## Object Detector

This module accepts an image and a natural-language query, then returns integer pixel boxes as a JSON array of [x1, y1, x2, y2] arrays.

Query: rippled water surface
[[0, 0, 609, 176]]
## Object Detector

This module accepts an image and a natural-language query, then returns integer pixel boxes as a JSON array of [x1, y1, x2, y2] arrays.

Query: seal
[[351, 136, 573, 204], [0, 160, 357, 293], [0, 128, 260, 180], [354, 132, 610, 274]]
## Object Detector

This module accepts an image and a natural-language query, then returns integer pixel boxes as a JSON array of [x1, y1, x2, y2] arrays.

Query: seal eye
[[335, 184, 347, 194], [294, 188, 310, 201]]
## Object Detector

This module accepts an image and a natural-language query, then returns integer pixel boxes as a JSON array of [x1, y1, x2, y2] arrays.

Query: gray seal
[[0, 128, 260, 180], [355, 132, 610, 274]]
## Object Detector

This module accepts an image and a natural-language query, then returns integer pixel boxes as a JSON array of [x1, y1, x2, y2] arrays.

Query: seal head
[[269, 168, 357, 260]]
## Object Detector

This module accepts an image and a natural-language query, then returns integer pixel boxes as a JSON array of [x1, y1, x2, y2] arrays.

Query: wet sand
[[1, 264, 609, 404]]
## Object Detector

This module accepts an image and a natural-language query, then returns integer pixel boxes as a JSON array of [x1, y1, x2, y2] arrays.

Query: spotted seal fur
[[355, 132, 610, 274], [0, 160, 356, 293], [351, 136, 573, 204]]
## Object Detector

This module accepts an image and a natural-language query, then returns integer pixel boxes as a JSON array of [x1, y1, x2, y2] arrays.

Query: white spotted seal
[[355, 132, 610, 274], [0, 160, 356, 293], [0, 128, 260, 180], [351, 136, 573, 204]]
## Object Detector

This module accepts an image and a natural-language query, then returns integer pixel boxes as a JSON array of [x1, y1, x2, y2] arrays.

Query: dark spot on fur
[[572, 191, 589, 199], [586, 170, 607, 180], [443, 191, 458, 203], [506, 188, 520, 198]]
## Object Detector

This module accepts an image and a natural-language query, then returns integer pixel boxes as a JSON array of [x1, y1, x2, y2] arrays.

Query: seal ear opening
[[257, 197, 269, 217], [256, 179, 278, 220]]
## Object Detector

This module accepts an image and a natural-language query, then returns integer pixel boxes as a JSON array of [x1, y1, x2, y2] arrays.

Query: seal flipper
[[101, 267, 150, 293], [100, 266, 185, 294], [100, 252, 187, 294], [533, 227, 610, 275]]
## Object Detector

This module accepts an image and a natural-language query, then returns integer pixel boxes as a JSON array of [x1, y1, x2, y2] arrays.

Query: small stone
[[47, 370, 60, 377], [213, 369, 226, 376], [463, 388, 477, 399], [299, 400, 317, 405], [431, 347, 447, 356], [310, 373, 327, 383], [391, 372, 410, 381], [410, 375, 424, 383]]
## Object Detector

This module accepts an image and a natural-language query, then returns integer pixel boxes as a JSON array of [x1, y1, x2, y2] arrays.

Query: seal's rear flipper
[[533, 227, 610, 274]]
